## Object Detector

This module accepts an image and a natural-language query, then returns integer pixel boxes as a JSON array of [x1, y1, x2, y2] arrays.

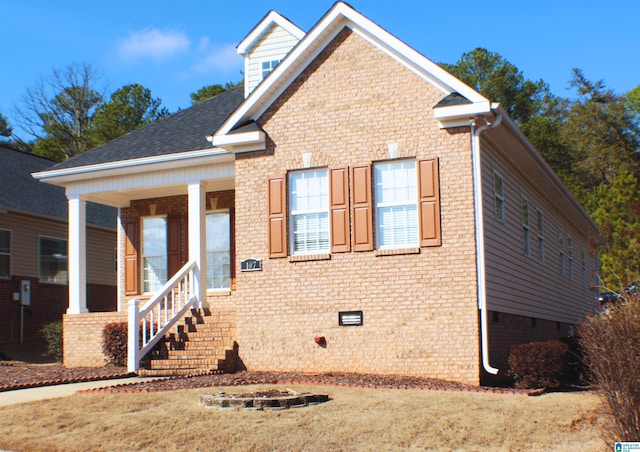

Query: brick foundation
[[63, 312, 126, 367]]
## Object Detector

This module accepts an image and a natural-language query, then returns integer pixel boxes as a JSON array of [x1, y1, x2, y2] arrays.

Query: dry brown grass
[[0, 385, 605, 451]]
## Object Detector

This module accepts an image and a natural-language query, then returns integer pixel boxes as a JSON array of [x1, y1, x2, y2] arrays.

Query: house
[[0, 144, 116, 344], [33, 3, 600, 385]]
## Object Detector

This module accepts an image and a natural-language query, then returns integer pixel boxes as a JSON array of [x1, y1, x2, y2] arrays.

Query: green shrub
[[508, 340, 569, 389], [580, 295, 640, 443], [102, 322, 128, 366], [41, 320, 63, 362]]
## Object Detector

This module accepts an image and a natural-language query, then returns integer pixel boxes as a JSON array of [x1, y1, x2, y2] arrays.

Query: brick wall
[[487, 310, 574, 376], [0, 276, 116, 344], [233, 29, 482, 385], [63, 312, 127, 367]]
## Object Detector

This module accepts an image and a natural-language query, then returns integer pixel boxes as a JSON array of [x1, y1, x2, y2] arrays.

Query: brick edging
[[0, 372, 135, 392]]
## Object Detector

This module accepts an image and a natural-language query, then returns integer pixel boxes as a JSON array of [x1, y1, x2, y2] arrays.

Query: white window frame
[[559, 236, 565, 276], [38, 235, 68, 285], [206, 210, 231, 291], [141, 216, 168, 294], [374, 159, 418, 250], [261, 59, 281, 79], [536, 209, 544, 264], [288, 169, 330, 255], [0, 229, 10, 279], [568, 237, 573, 279], [494, 172, 505, 221], [521, 196, 530, 256]]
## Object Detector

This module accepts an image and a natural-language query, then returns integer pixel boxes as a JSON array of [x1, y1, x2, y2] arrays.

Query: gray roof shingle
[[48, 87, 245, 171], [0, 144, 115, 228]]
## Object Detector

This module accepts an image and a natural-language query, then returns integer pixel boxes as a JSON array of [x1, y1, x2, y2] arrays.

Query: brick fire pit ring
[[199, 389, 330, 410]]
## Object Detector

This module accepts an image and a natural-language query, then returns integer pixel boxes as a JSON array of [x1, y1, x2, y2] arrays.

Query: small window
[[559, 237, 565, 275], [494, 173, 504, 221], [142, 217, 167, 293], [374, 160, 418, 249], [568, 238, 573, 279], [206, 211, 231, 290], [0, 229, 10, 278], [39, 236, 68, 284], [261, 59, 280, 79], [537, 209, 544, 263], [521, 197, 529, 255], [289, 169, 330, 255]]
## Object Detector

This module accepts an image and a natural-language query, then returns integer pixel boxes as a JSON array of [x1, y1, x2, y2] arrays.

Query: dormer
[[237, 11, 305, 98]]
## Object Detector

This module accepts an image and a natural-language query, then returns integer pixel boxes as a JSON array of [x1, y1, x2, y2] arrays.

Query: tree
[[440, 48, 554, 125], [0, 113, 12, 138], [89, 83, 170, 145], [16, 63, 104, 161], [561, 70, 639, 190], [190, 81, 243, 105]]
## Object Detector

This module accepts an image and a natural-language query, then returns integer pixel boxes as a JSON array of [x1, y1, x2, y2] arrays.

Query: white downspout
[[471, 112, 502, 375]]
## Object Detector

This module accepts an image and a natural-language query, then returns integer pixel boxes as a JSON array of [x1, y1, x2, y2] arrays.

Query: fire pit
[[199, 389, 329, 410]]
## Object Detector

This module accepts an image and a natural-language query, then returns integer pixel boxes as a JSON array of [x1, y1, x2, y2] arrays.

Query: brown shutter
[[124, 218, 139, 295], [167, 214, 181, 277], [268, 175, 287, 258], [418, 157, 442, 247], [351, 164, 373, 251], [329, 167, 350, 253]]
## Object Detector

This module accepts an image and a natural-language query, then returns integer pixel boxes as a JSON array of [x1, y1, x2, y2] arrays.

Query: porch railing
[[128, 260, 198, 372]]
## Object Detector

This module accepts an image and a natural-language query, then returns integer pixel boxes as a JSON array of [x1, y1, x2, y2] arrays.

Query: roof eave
[[237, 10, 305, 55]]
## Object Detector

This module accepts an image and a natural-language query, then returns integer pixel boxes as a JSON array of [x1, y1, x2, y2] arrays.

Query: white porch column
[[67, 195, 88, 314], [187, 181, 207, 306]]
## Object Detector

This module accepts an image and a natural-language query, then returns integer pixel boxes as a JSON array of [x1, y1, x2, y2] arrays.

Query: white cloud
[[116, 29, 190, 63], [192, 43, 242, 75]]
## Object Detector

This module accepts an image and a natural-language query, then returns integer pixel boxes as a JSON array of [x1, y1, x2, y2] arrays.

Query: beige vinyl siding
[[0, 212, 115, 286], [481, 141, 598, 324], [246, 25, 301, 94]]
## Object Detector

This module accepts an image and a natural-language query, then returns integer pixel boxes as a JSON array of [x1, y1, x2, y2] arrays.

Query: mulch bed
[[0, 363, 544, 396]]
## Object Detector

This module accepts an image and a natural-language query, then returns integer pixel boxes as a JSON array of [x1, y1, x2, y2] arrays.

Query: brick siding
[[63, 312, 126, 367]]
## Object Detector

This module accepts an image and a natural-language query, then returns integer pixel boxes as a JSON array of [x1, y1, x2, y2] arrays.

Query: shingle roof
[[0, 144, 115, 228], [48, 87, 245, 171], [434, 92, 472, 108]]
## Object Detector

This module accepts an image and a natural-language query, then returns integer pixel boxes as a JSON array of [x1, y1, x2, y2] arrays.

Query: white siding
[[481, 141, 598, 324], [246, 25, 301, 95]]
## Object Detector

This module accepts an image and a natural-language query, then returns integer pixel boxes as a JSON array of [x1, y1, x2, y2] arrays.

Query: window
[[39, 236, 67, 284], [261, 59, 280, 79], [289, 169, 329, 254], [142, 217, 167, 293], [206, 212, 231, 290], [582, 250, 587, 286], [559, 237, 565, 275], [568, 238, 573, 279], [494, 173, 504, 221], [537, 209, 544, 263], [521, 197, 529, 255], [374, 160, 418, 249], [0, 229, 10, 278]]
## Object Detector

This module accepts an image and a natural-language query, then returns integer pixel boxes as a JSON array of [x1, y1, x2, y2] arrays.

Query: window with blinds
[[142, 216, 167, 293], [206, 211, 231, 290], [289, 169, 330, 254], [374, 160, 418, 249]]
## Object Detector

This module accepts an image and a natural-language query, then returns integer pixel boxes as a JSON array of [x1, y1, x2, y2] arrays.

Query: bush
[[508, 340, 569, 389], [580, 295, 640, 443], [102, 322, 128, 366], [41, 320, 63, 362]]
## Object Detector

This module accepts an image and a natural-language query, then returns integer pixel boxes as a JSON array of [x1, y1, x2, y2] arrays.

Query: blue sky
[[2, 1, 638, 140]]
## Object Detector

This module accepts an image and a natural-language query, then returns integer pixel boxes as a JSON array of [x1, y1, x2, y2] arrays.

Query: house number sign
[[240, 258, 262, 272]]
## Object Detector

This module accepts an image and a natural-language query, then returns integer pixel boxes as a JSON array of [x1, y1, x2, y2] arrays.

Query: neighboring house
[[34, 3, 600, 385], [0, 145, 116, 343]]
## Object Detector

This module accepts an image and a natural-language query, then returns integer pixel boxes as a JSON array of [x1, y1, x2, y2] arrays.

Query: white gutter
[[471, 112, 502, 376]]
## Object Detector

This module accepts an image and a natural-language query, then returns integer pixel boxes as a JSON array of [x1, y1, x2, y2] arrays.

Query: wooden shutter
[[124, 218, 139, 295], [268, 175, 287, 258], [418, 157, 442, 247], [329, 167, 350, 253], [167, 214, 181, 277], [351, 164, 373, 251]]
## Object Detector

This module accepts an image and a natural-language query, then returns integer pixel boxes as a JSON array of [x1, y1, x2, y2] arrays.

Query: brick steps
[[139, 308, 236, 376]]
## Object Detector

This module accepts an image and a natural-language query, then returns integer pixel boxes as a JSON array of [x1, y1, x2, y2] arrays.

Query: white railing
[[128, 260, 198, 372]]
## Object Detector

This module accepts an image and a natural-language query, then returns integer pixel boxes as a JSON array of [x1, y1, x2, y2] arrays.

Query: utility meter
[[20, 280, 31, 306]]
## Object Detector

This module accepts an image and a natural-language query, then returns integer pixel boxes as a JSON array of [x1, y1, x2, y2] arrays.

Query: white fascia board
[[208, 130, 266, 151], [237, 11, 305, 55], [216, 2, 489, 140], [33, 148, 233, 186]]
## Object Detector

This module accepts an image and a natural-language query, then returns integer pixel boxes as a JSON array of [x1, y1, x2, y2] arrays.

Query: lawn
[[0, 385, 605, 451]]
